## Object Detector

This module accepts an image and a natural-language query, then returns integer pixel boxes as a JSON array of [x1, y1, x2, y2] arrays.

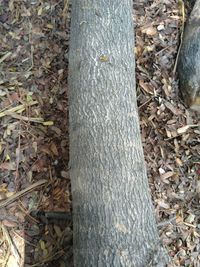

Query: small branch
[[0, 180, 47, 209], [157, 216, 176, 228], [2, 224, 21, 263], [5, 111, 44, 123], [173, 0, 185, 74], [0, 100, 38, 118]]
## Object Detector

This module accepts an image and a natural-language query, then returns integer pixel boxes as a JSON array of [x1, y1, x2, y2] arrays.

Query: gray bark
[[68, 0, 169, 266], [177, 0, 200, 111]]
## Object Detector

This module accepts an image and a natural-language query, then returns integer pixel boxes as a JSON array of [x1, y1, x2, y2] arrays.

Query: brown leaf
[[2, 219, 18, 228], [142, 26, 157, 36], [32, 159, 47, 172], [139, 80, 153, 94], [0, 162, 16, 171], [160, 171, 174, 183], [50, 142, 59, 156]]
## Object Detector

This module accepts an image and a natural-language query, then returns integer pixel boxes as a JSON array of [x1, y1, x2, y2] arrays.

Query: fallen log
[[68, 1, 169, 266]]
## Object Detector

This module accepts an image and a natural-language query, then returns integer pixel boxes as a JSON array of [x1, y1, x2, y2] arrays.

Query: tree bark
[[68, 0, 169, 266], [177, 0, 200, 111]]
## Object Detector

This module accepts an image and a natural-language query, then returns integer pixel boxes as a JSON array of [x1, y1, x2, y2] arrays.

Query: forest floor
[[0, 0, 199, 266]]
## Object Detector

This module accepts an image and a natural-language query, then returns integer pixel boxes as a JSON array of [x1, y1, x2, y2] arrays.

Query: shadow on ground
[[23, 212, 73, 267]]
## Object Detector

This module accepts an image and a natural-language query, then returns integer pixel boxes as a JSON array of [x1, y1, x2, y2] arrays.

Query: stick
[[0, 180, 47, 209]]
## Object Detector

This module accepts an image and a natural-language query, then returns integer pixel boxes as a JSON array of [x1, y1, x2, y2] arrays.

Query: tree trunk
[[68, 1, 169, 266], [177, 0, 200, 111]]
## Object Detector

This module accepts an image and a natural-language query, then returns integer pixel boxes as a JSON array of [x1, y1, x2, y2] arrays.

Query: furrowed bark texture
[[177, 0, 200, 110], [68, 0, 169, 266]]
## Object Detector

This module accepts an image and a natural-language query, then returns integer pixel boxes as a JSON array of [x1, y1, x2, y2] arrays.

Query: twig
[[62, 0, 69, 24], [5, 111, 44, 123], [2, 224, 21, 263], [18, 201, 39, 224], [0, 52, 12, 64], [12, 230, 37, 247], [0, 180, 47, 209], [157, 216, 176, 228], [173, 0, 185, 74], [15, 123, 21, 189], [26, 20, 34, 71], [0, 100, 38, 118], [138, 97, 152, 110], [2, 248, 10, 267]]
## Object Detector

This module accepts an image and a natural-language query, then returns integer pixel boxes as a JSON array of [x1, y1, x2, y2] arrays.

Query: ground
[[0, 0, 199, 266]]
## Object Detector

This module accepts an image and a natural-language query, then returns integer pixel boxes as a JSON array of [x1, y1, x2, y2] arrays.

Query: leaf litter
[[0, 0, 71, 266], [0, 0, 199, 266], [135, 0, 200, 266]]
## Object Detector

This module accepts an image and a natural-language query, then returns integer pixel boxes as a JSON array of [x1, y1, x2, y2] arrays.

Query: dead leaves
[[0, 1, 70, 266], [141, 25, 157, 36], [0, 162, 16, 171]]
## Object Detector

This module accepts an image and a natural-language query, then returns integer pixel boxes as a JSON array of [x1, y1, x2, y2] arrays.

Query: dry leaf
[[0, 162, 16, 171], [139, 80, 153, 94], [50, 143, 59, 156], [160, 171, 174, 183], [142, 26, 157, 36], [2, 219, 18, 228], [177, 125, 190, 134]]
